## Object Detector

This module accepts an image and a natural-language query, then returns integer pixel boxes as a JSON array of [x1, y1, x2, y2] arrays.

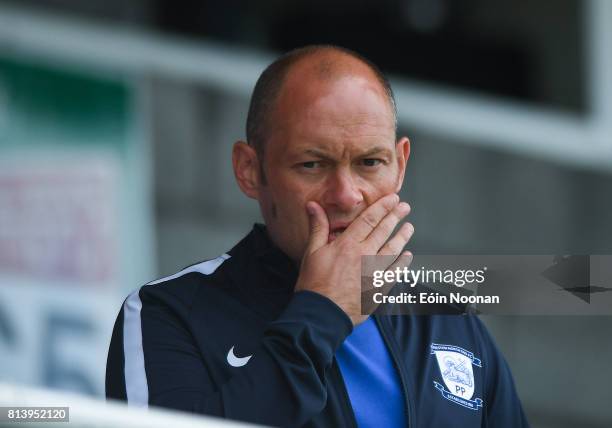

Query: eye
[[301, 161, 321, 169], [361, 158, 383, 167]]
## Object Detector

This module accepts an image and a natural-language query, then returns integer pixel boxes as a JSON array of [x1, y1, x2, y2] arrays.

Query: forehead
[[270, 62, 395, 155]]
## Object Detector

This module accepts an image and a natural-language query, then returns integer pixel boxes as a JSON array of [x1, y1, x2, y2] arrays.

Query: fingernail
[[306, 203, 316, 216]]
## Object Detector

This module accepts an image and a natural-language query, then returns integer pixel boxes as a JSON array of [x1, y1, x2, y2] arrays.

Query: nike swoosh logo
[[227, 346, 253, 367]]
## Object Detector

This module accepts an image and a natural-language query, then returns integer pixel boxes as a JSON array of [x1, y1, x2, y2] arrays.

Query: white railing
[[0, 382, 259, 428], [0, 2, 610, 172]]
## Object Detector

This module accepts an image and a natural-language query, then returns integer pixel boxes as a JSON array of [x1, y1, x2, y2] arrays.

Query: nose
[[322, 169, 364, 212]]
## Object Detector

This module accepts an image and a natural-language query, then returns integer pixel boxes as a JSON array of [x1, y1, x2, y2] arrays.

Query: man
[[106, 45, 529, 427]]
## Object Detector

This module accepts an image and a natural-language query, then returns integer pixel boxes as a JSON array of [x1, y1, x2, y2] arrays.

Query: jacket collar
[[253, 223, 299, 286], [230, 223, 299, 293], [219, 224, 299, 320]]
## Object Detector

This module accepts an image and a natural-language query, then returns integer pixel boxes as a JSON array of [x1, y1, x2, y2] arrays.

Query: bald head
[[246, 45, 397, 170]]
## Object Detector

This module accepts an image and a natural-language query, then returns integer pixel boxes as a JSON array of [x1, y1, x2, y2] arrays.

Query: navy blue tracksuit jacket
[[106, 224, 529, 427]]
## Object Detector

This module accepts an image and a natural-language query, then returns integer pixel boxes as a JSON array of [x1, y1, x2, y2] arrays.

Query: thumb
[[305, 201, 329, 253]]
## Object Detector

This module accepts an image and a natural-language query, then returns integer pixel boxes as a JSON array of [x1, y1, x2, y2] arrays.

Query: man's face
[[256, 66, 409, 263]]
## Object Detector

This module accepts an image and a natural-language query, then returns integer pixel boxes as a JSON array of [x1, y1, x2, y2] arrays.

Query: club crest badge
[[430, 343, 484, 411]]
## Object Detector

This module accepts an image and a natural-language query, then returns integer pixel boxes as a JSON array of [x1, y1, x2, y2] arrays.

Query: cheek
[[270, 171, 321, 209], [360, 172, 400, 205], [265, 180, 313, 228]]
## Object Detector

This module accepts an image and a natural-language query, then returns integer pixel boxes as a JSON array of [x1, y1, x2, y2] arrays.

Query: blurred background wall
[[0, 1, 610, 427]]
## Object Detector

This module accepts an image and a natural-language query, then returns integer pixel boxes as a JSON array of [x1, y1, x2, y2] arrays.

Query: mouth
[[328, 226, 347, 242]]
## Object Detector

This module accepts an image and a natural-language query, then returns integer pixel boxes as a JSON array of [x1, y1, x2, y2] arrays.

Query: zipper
[[331, 356, 358, 428], [374, 315, 413, 428]]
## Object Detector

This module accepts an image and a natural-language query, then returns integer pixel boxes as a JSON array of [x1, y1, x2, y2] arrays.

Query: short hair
[[246, 45, 398, 176]]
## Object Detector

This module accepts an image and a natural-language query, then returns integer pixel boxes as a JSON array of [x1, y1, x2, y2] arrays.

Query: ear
[[232, 140, 261, 200], [394, 136, 411, 193]]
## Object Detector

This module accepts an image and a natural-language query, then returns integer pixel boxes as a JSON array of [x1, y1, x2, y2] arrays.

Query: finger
[[364, 202, 411, 252], [345, 193, 399, 241], [385, 251, 414, 287], [377, 222, 414, 256], [305, 201, 329, 254], [372, 251, 414, 298]]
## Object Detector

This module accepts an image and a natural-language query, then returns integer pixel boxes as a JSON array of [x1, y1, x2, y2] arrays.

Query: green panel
[[0, 57, 130, 151]]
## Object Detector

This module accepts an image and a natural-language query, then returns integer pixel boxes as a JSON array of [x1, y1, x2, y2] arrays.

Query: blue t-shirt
[[335, 317, 407, 427]]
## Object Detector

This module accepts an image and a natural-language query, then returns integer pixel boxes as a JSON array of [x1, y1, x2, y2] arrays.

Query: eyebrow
[[300, 146, 394, 160], [358, 146, 394, 158]]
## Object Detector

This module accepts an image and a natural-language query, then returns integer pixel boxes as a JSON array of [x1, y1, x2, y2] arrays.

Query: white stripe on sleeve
[[122, 253, 231, 408], [123, 289, 148, 407]]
